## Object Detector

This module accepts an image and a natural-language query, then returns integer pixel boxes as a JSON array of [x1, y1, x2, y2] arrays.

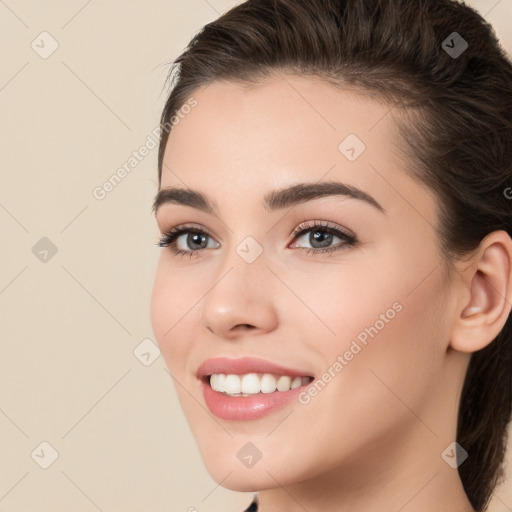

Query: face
[[151, 74, 459, 492]]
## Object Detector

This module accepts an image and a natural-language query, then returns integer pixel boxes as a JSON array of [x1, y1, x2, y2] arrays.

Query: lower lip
[[201, 378, 311, 421]]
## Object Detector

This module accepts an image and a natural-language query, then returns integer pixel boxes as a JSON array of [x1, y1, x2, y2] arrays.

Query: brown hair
[[156, 1, 512, 509]]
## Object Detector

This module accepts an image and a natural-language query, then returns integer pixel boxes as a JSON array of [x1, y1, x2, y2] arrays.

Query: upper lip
[[196, 357, 314, 379]]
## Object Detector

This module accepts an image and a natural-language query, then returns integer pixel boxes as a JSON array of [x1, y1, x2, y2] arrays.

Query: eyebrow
[[152, 181, 385, 216]]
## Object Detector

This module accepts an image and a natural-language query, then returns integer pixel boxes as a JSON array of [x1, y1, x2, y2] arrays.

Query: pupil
[[189, 233, 206, 249], [311, 230, 332, 248]]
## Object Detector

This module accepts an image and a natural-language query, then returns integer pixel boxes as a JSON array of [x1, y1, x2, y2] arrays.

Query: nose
[[200, 251, 279, 339]]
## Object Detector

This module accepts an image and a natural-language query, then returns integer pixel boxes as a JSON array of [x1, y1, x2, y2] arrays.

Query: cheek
[[275, 266, 449, 475], [150, 260, 170, 342], [150, 257, 195, 371], [316, 260, 449, 429], [311, 235, 448, 370]]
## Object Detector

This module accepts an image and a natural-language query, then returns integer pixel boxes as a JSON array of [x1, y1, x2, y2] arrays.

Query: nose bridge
[[200, 234, 278, 335], [210, 234, 268, 306]]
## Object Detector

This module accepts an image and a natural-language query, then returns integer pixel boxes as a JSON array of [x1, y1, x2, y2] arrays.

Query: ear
[[450, 230, 512, 353]]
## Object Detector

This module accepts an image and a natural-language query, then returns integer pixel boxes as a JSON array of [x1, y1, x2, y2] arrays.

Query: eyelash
[[157, 220, 357, 259]]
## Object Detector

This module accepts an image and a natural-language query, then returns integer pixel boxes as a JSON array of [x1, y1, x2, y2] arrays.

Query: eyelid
[[290, 219, 355, 238], [159, 222, 214, 238]]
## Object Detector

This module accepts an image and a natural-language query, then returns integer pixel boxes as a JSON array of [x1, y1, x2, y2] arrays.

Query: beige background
[[0, 1, 511, 511]]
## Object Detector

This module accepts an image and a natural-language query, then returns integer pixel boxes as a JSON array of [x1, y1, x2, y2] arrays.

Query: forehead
[[164, 75, 393, 176], [166, 75, 395, 160]]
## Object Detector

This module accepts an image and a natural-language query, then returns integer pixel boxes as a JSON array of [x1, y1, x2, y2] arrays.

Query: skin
[[150, 74, 512, 512]]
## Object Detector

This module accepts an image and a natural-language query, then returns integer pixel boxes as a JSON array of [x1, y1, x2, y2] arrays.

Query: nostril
[[236, 324, 255, 331]]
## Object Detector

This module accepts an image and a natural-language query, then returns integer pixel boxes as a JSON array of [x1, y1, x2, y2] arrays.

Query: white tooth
[[210, 373, 225, 392], [210, 372, 310, 394], [260, 373, 277, 393], [276, 375, 292, 391], [241, 373, 261, 394], [224, 374, 241, 394], [290, 376, 302, 389]]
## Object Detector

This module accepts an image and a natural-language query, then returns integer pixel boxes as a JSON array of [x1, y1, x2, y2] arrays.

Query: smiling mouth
[[202, 373, 315, 396]]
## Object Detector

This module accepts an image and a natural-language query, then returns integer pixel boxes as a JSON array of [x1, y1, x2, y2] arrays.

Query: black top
[[243, 494, 259, 511]]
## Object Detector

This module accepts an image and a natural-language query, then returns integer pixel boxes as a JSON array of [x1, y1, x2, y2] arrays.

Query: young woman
[[150, 1, 512, 510]]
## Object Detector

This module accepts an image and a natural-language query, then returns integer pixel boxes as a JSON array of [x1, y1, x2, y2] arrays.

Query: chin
[[201, 450, 309, 492], [203, 463, 277, 492]]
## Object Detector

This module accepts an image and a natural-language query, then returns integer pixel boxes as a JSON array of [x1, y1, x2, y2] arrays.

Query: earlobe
[[450, 230, 512, 353]]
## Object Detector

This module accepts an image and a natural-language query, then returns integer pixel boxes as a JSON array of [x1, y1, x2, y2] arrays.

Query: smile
[[196, 356, 315, 420]]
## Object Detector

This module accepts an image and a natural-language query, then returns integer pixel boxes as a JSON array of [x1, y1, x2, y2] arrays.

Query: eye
[[156, 220, 357, 258], [289, 220, 357, 256], [156, 223, 219, 258]]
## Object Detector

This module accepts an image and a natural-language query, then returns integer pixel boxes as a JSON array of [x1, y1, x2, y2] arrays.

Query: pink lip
[[200, 379, 310, 421], [196, 357, 314, 421], [196, 356, 313, 379]]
